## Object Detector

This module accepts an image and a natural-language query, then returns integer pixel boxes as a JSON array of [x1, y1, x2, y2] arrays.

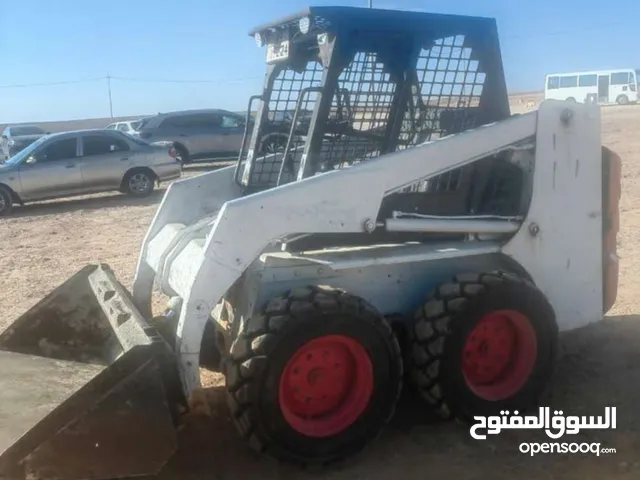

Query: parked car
[[134, 109, 251, 164], [105, 119, 144, 136], [1, 125, 49, 160], [0, 129, 181, 216]]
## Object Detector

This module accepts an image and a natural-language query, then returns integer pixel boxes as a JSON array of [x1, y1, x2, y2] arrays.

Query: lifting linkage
[[131, 100, 572, 404]]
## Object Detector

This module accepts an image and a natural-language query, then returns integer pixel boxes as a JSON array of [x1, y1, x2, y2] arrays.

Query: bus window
[[559, 76, 578, 88], [579, 74, 597, 87], [611, 72, 631, 85], [547, 76, 559, 89]]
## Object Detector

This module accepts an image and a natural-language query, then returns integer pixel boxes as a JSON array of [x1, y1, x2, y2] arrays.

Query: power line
[[0, 75, 262, 89], [0, 77, 105, 88], [109, 75, 262, 84]]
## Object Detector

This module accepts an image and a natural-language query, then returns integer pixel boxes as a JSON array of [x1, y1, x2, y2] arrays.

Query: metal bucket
[[0, 264, 184, 480]]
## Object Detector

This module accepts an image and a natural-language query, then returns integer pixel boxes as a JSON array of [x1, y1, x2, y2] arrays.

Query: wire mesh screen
[[315, 52, 397, 171], [397, 34, 487, 194], [248, 61, 323, 187]]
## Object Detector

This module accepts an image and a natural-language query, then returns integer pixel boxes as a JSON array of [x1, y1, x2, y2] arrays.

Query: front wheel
[[124, 170, 155, 197], [408, 271, 558, 421], [225, 286, 403, 465], [0, 186, 14, 216], [259, 134, 287, 155]]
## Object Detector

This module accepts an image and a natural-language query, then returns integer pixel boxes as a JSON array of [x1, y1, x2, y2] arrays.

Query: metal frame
[[132, 100, 604, 400], [238, 6, 511, 193]]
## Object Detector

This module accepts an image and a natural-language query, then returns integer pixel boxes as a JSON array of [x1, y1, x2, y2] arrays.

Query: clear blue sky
[[1, 0, 637, 123]]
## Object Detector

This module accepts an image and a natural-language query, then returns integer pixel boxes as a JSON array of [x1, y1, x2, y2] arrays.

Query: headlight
[[299, 16, 311, 34], [8, 139, 15, 147]]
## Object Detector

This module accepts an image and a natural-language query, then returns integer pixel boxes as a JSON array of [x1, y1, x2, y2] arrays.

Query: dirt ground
[[0, 105, 639, 479]]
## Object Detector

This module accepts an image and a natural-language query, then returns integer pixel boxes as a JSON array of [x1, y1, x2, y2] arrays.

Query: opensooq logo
[[470, 407, 616, 440]]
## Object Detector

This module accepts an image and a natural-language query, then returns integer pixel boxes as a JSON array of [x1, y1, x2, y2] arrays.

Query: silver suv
[[135, 109, 249, 164]]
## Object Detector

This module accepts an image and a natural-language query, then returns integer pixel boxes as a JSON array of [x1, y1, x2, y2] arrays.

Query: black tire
[[173, 144, 190, 165], [224, 285, 403, 466], [0, 186, 13, 216], [408, 271, 558, 421], [123, 169, 155, 197], [565, 97, 576, 102], [616, 95, 629, 105]]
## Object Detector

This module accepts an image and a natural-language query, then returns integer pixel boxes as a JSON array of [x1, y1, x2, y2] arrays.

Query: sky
[[0, 0, 637, 123]]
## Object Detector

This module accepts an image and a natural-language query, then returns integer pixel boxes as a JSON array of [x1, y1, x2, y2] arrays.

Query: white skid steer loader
[[0, 6, 621, 479]]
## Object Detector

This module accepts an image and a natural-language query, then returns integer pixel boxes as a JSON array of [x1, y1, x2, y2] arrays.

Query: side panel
[[503, 102, 603, 331], [239, 250, 527, 323]]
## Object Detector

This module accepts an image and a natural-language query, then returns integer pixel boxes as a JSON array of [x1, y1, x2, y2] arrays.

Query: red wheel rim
[[278, 334, 374, 438], [461, 310, 537, 401]]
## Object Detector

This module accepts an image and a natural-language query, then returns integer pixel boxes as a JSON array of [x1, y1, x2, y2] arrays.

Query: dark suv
[[1, 125, 48, 161]]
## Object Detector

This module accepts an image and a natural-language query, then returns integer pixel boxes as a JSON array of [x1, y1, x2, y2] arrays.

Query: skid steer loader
[[0, 6, 621, 479]]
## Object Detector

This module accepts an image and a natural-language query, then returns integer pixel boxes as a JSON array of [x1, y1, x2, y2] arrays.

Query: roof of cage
[[248, 6, 496, 38]]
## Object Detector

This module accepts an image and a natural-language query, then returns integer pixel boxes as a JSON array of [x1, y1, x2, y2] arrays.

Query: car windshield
[[130, 120, 142, 130], [10, 125, 45, 136], [3, 136, 47, 166]]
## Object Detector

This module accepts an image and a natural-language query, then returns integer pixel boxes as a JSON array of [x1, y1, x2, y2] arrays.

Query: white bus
[[544, 68, 638, 105]]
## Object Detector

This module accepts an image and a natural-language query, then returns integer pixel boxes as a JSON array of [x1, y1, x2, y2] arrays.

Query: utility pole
[[106, 75, 114, 118], [368, 0, 373, 6]]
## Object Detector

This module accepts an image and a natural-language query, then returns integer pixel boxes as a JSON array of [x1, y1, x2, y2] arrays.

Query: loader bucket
[[0, 264, 184, 480]]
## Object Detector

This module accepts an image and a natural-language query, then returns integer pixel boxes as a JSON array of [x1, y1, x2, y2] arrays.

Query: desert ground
[[0, 103, 639, 479]]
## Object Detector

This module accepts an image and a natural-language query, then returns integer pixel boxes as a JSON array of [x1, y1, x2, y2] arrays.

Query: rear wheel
[[224, 286, 402, 465], [0, 186, 13, 216], [408, 271, 558, 420], [616, 95, 629, 105], [173, 144, 190, 165]]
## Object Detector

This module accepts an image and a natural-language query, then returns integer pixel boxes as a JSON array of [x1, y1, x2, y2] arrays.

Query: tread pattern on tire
[[409, 270, 537, 419], [224, 285, 402, 465]]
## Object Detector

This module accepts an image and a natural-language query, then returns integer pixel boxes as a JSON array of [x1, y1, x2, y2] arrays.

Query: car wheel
[[124, 170, 155, 197], [259, 134, 287, 155], [616, 95, 629, 105], [174, 144, 190, 165], [0, 186, 13, 216]]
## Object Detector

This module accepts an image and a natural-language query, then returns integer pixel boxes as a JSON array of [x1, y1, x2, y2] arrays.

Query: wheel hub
[[278, 335, 374, 437], [463, 315, 516, 385], [461, 310, 537, 401]]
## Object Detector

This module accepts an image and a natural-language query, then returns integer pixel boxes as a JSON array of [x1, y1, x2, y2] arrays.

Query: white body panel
[[131, 100, 605, 400]]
